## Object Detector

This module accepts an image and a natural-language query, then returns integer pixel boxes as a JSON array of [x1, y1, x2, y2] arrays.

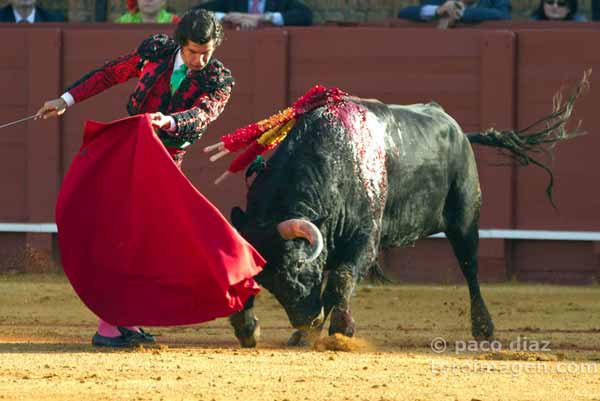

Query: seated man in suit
[[195, 0, 312, 30], [398, 0, 510, 27], [0, 0, 66, 23]]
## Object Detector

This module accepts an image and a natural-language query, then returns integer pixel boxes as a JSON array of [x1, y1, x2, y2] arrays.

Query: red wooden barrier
[[0, 28, 61, 270], [0, 25, 598, 283], [510, 30, 600, 283]]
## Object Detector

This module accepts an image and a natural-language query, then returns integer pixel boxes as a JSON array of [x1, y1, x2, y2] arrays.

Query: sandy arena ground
[[0, 274, 599, 401]]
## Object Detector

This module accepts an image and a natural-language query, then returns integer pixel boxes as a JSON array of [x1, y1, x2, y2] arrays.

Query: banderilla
[[0, 114, 39, 130]]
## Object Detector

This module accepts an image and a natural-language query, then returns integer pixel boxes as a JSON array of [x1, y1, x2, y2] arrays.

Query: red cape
[[56, 115, 265, 326]]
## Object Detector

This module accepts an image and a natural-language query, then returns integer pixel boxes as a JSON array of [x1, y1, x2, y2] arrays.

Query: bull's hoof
[[472, 320, 494, 341], [329, 307, 355, 337], [287, 330, 310, 347], [287, 329, 323, 347], [238, 325, 261, 348], [329, 325, 355, 337], [471, 305, 494, 340], [230, 313, 260, 348]]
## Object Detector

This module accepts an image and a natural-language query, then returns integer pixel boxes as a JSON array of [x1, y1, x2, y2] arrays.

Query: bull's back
[[379, 102, 467, 247]]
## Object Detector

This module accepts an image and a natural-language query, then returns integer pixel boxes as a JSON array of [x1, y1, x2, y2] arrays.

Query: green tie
[[170, 64, 187, 94]]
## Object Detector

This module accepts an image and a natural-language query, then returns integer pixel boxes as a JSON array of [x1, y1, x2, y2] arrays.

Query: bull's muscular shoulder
[[137, 34, 178, 62]]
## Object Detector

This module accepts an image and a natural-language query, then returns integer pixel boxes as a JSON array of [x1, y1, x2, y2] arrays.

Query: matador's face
[[181, 39, 215, 72]]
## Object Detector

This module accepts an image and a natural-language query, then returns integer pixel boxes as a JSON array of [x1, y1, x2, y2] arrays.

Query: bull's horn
[[276, 219, 323, 263]]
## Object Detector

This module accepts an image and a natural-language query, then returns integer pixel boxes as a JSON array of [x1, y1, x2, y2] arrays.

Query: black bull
[[227, 78, 587, 347]]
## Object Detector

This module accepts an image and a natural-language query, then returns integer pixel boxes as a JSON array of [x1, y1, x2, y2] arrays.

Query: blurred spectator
[[0, 0, 65, 23], [530, 0, 586, 20], [593, 0, 600, 20], [195, 0, 313, 30], [398, 0, 510, 27], [117, 0, 180, 23]]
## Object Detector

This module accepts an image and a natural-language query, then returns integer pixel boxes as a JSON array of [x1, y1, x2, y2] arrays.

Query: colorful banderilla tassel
[[220, 85, 349, 174]]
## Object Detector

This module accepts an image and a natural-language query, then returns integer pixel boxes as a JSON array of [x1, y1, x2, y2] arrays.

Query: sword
[[0, 114, 38, 130]]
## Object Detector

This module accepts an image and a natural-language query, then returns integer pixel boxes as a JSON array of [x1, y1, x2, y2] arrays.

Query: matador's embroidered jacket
[[66, 34, 234, 149]]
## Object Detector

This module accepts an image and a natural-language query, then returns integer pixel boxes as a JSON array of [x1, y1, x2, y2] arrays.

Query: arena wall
[[0, 24, 598, 283]]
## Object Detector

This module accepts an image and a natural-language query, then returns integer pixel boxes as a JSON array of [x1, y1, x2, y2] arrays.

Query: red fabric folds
[[56, 115, 265, 326]]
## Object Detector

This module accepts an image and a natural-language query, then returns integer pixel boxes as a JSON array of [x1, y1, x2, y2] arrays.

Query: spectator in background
[[530, 0, 586, 21], [398, 0, 510, 27], [117, 0, 180, 23], [195, 0, 313, 30], [0, 0, 65, 23]]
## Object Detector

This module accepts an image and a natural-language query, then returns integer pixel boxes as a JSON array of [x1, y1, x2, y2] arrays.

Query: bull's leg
[[288, 268, 356, 344], [325, 235, 379, 337], [445, 223, 494, 340], [287, 271, 356, 345], [444, 148, 494, 340], [287, 236, 370, 345], [229, 296, 260, 348], [325, 268, 357, 337]]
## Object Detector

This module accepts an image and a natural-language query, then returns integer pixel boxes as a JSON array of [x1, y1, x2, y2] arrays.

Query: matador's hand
[[35, 98, 67, 120], [149, 112, 172, 130]]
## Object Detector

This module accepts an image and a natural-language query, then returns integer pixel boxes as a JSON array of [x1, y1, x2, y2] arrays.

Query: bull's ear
[[230, 207, 247, 230]]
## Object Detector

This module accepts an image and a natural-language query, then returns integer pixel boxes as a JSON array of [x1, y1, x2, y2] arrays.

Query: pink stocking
[[97, 319, 141, 336], [97, 319, 121, 337]]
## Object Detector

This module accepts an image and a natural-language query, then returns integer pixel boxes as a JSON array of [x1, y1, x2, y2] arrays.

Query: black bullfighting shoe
[[117, 327, 156, 344], [91, 332, 136, 348]]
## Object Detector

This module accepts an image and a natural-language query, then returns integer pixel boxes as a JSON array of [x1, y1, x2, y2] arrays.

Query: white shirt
[[213, 0, 285, 26], [13, 7, 36, 23], [420, 5, 441, 20], [173, 49, 184, 73], [61, 50, 185, 132]]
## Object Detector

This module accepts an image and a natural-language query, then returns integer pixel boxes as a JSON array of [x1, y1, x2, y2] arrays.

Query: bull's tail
[[466, 69, 591, 207]]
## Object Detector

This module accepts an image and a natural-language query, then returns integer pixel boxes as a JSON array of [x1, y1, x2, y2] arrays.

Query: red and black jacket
[[66, 34, 234, 147]]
